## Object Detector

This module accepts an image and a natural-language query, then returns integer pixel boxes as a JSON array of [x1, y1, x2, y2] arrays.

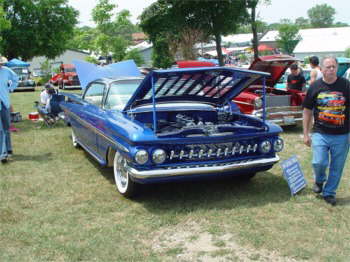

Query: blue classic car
[[60, 65, 284, 197]]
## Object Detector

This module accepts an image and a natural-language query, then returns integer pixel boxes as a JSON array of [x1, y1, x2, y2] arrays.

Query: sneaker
[[313, 182, 323, 194], [7, 150, 13, 157], [323, 196, 336, 206], [1, 157, 8, 164]]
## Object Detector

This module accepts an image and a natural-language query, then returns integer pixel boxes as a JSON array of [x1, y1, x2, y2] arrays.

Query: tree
[[276, 22, 301, 54], [295, 17, 310, 29], [152, 36, 174, 68], [345, 48, 350, 58], [67, 26, 96, 52], [0, 0, 10, 54], [0, 0, 10, 31], [307, 4, 335, 28], [246, 0, 270, 59], [333, 21, 349, 27], [91, 0, 138, 61], [1, 0, 78, 60], [140, 0, 247, 67], [124, 49, 145, 66]]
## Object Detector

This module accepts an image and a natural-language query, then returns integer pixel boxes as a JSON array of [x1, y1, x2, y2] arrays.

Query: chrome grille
[[168, 141, 259, 161]]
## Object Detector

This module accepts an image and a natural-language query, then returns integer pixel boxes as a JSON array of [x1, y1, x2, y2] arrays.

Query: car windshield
[[105, 79, 142, 110], [64, 68, 76, 73]]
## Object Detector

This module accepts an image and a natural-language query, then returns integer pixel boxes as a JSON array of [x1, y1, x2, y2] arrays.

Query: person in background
[[302, 56, 350, 206], [309, 56, 323, 85], [287, 63, 306, 91], [39, 83, 56, 114], [0, 56, 19, 163]]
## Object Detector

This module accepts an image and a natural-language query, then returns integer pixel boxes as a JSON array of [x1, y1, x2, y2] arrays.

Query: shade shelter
[[5, 58, 30, 68]]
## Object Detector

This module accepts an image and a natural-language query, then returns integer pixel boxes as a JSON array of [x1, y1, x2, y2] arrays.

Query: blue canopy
[[5, 58, 30, 68], [73, 59, 142, 89]]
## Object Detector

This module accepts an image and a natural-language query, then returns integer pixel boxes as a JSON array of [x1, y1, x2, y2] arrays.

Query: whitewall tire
[[113, 151, 136, 197]]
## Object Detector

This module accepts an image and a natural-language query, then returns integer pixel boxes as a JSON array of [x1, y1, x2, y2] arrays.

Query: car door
[[74, 81, 107, 156]]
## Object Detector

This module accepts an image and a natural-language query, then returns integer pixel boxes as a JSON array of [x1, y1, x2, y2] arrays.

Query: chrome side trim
[[127, 155, 280, 179], [66, 110, 129, 153]]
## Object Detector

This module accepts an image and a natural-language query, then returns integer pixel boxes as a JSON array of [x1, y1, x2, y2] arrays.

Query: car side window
[[84, 82, 105, 107]]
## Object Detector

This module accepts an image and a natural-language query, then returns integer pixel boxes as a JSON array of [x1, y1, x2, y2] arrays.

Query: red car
[[50, 64, 81, 89], [233, 55, 305, 126]]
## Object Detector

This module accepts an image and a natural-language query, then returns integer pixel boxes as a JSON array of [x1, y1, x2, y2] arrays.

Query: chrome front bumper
[[253, 106, 303, 126], [128, 155, 280, 179]]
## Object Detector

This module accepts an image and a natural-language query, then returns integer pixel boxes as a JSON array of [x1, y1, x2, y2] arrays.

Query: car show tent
[[5, 58, 30, 68]]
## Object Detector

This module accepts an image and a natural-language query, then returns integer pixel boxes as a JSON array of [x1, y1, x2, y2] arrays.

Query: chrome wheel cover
[[113, 151, 129, 194]]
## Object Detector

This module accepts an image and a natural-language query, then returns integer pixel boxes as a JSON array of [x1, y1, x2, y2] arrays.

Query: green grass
[[1, 89, 349, 261]]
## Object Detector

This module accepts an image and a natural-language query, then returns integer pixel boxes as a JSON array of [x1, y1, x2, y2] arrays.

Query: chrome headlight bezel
[[152, 149, 167, 164], [135, 149, 149, 165], [260, 140, 272, 154], [273, 138, 284, 152]]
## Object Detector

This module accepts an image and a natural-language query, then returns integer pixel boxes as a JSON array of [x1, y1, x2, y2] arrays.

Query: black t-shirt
[[287, 73, 306, 91], [303, 77, 350, 134]]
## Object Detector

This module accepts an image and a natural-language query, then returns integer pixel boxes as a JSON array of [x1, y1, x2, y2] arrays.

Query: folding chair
[[35, 93, 65, 127]]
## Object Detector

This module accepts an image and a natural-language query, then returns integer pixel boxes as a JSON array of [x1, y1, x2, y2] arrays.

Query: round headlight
[[135, 150, 148, 165], [273, 138, 284, 152], [260, 140, 271, 153], [254, 97, 263, 109], [152, 149, 166, 164]]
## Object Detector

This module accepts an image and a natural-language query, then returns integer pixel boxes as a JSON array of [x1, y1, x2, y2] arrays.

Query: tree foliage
[[295, 17, 310, 29], [307, 4, 335, 28], [0, 0, 10, 31], [91, 0, 138, 61], [345, 48, 350, 58], [67, 26, 96, 52], [1, 0, 78, 60], [276, 22, 301, 54], [140, 0, 247, 67], [124, 49, 145, 66]]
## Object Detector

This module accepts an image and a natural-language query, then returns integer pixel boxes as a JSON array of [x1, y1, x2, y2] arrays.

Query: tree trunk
[[214, 33, 224, 66], [251, 6, 259, 60]]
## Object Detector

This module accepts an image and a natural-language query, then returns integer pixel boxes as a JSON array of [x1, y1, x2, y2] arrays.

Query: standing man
[[287, 64, 306, 91], [0, 56, 18, 163], [309, 56, 323, 85], [303, 57, 350, 206]]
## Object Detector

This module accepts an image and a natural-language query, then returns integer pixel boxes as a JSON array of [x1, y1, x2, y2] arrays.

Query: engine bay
[[129, 108, 266, 137]]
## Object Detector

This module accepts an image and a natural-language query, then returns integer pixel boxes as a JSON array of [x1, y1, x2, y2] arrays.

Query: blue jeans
[[0, 102, 12, 160], [312, 132, 350, 197]]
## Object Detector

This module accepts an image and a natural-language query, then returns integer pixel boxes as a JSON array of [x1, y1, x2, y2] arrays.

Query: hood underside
[[249, 55, 299, 86], [124, 67, 270, 111]]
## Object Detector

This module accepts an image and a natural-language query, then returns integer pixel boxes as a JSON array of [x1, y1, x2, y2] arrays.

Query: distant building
[[293, 27, 350, 60], [28, 49, 90, 71], [132, 32, 148, 45], [259, 27, 350, 60]]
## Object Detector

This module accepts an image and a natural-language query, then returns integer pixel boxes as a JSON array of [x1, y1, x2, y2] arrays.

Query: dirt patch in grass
[[151, 220, 299, 261]]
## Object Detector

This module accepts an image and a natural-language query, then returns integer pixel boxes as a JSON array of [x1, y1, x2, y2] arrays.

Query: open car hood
[[123, 67, 270, 111], [249, 55, 299, 86]]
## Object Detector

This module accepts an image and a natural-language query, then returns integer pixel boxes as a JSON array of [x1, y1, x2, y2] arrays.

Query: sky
[[68, 0, 350, 27]]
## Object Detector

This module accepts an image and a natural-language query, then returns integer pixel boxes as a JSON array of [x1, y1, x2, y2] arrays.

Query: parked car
[[60, 66, 284, 197], [233, 55, 305, 126], [50, 64, 81, 89], [12, 67, 36, 91], [344, 68, 350, 81]]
